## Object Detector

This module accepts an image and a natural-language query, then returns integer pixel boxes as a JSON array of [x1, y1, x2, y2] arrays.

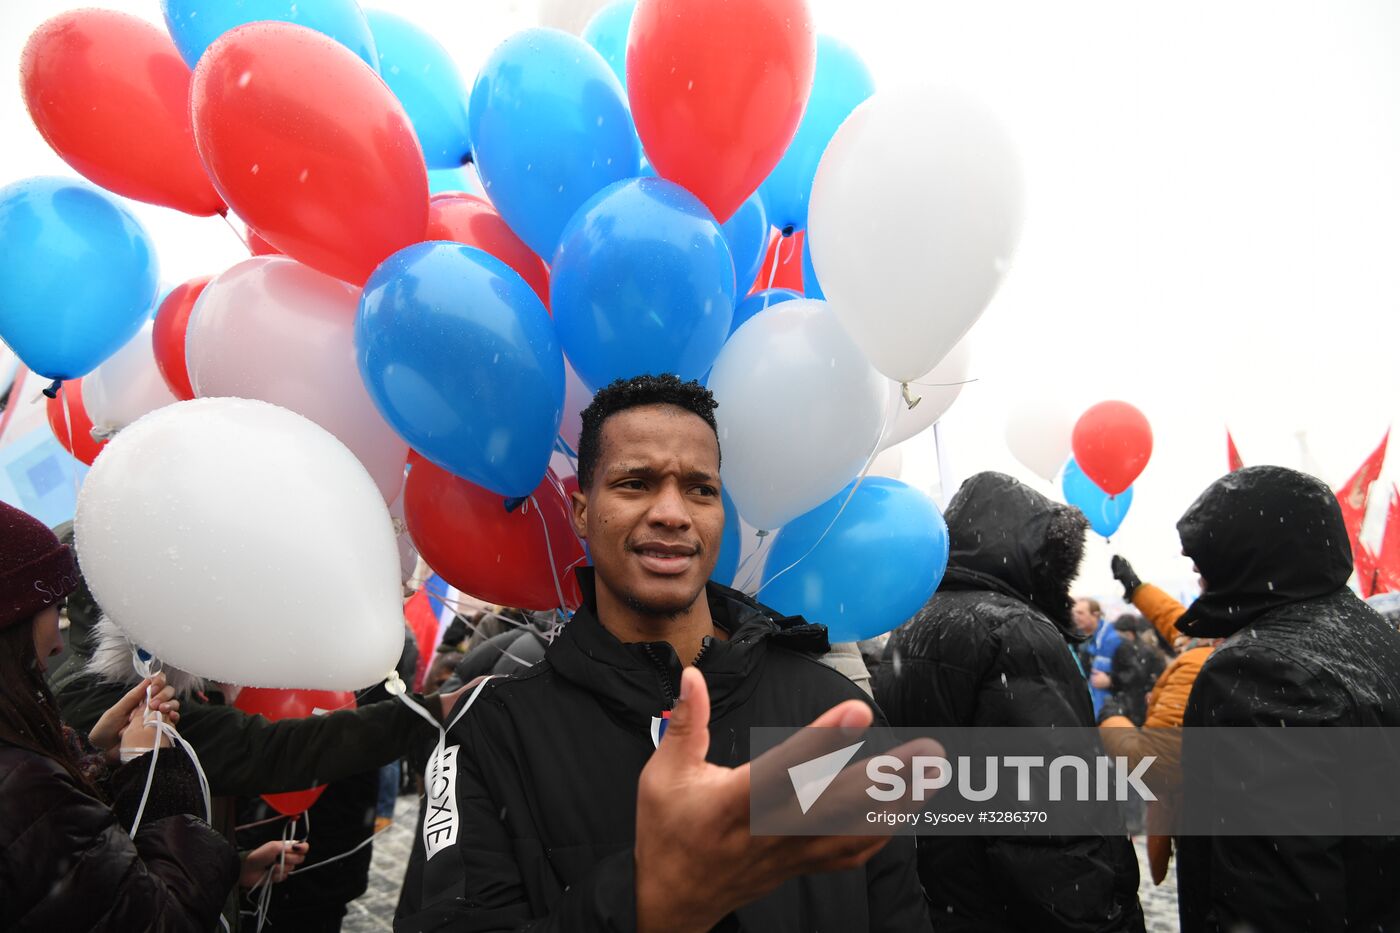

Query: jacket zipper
[[643, 638, 715, 711], [641, 642, 676, 709]]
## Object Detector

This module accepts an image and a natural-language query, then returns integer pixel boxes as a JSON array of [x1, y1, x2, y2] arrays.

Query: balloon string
[[125, 647, 214, 836], [218, 212, 252, 251], [734, 530, 772, 594], [905, 376, 979, 390], [759, 230, 794, 312], [58, 383, 82, 500], [753, 401, 896, 601], [529, 493, 572, 617]]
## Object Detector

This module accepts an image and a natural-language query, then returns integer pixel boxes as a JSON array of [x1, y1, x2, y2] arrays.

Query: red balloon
[[234, 687, 356, 816], [426, 194, 550, 307], [46, 379, 107, 466], [190, 22, 429, 285], [627, 0, 815, 223], [1071, 401, 1154, 496], [152, 276, 211, 401], [247, 229, 281, 257], [405, 462, 584, 611], [20, 10, 224, 217], [751, 230, 806, 294]]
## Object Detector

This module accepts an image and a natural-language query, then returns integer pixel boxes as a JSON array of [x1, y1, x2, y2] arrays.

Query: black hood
[[544, 568, 829, 730], [938, 472, 1090, 637], [1176, 465, 1352, 638]]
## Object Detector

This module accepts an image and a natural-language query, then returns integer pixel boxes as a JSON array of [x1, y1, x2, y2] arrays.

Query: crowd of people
[[3, 373, 1400, 932]]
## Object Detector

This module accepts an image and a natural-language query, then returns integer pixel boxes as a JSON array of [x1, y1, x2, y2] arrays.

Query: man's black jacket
[[1175, 466, 1400, 933], [396, 570, 930, 932]]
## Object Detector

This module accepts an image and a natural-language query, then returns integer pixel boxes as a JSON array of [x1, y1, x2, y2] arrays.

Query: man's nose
[[648, 483, 691, 527]]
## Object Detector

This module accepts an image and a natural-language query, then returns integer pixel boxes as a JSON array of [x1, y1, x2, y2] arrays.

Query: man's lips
[[630, 542, 700, 576]]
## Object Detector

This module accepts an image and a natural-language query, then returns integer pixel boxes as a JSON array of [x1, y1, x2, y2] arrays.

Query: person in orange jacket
[[1098, 555, 1216, 885]]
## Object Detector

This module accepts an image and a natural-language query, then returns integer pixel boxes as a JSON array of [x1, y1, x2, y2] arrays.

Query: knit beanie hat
[[1, 501, 79, 629]]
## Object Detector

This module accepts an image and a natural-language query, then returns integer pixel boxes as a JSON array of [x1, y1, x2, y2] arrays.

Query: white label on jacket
[[424, 743, 461, 860]]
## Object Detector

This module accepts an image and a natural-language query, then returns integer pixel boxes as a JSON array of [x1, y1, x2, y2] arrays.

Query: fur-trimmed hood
[[937, 471, 1091, 639], [85, 617, 207, 697]]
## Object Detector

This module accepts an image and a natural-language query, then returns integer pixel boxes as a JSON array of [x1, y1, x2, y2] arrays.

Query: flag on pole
[[1336, 431, 1389, 586], [1227, 429, 1244, 472]]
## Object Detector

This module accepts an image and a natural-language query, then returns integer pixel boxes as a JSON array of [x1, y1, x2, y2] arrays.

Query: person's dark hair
[[0, 617, 99, 795], [576, 374, 720, 490]]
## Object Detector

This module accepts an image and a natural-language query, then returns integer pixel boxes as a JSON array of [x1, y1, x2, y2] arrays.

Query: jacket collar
[[546, 569, 829, 729]]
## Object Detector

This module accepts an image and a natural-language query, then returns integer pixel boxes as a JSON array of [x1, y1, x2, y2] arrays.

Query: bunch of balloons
[[1006, 397, 1153, 539], [3, 0, 1033, 682]]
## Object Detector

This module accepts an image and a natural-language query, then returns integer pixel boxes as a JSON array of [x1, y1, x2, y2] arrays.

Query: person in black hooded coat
[[875, 471, 1145, 932], [1173, 466, 1400, 933]]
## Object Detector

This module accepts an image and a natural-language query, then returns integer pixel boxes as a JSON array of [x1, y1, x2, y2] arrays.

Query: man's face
[[572, 404, 724, 618], [1072, 600, 1098, 636]]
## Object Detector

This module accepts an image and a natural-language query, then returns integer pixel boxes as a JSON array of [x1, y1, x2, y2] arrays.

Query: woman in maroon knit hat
[[0, 500, 240, 931]]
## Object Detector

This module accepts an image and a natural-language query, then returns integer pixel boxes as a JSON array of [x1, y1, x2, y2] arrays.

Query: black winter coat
[[876, 472, 1144, 933], [396, 569, 930, 932], [1174, 466, 1400, 933], [0, 740, 239, 931]]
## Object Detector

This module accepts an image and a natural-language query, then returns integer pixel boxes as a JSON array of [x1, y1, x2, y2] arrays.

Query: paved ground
[[346, 795, 1182, 932]]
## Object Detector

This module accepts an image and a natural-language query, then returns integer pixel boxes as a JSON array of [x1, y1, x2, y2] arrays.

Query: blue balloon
[[721, 192, 770, 294], [428, 165, 482, 197], [758, 36, 875, 233], [712, 489, 742, 587], [357, 242, 565, 498], [366, 11, 472, 169], [801, 234, 824, 299], [1062, 457, 1134, 538], [0, 178, 158, 381], [760, 478, 949, 643], [731, 288, 800, 337], [582, 0, 636, 89], [469, 29, 640, 260], [552, 178, 735, 391], [161, 0, 378, 71]]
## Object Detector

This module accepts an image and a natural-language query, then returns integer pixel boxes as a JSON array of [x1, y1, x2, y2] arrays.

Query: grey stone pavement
[[346, 795, 1181, 932]]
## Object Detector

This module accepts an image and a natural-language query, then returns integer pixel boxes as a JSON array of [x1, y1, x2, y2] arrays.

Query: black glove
[[1110, 555, 1142, 601]]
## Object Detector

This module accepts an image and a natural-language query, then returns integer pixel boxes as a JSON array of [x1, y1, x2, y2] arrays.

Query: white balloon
[[1005, 395, 1076, 482], [84, 321, 178, 438], [537, 0, 611, 33], [879, 337, 973, 450], [186, 257, 408, 502], [709, 299, 888, 531], [808, 85, 1024, 383], [74, 398, 404, 690]]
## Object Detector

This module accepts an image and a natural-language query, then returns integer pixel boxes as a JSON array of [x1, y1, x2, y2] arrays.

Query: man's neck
[[593, 582, 719, 666]]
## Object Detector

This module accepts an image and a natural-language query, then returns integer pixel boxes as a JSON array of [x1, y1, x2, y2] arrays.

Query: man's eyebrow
[[605, 462, 660, 476]]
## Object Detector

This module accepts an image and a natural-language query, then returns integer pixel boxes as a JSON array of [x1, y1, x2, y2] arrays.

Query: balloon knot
[[503, 496, 526, 513], [384, 671, 406, 697], [756, 529, 770, 538], [460, 152, 474, 166], [41, 379, 62, 399], [780, 225, 795, 238], [901, 382, 922, 410]]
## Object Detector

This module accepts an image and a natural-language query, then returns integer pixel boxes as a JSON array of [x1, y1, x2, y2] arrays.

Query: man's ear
[[570, 488, 588, 540]]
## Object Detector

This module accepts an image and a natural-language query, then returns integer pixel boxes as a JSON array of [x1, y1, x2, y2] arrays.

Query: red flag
[[1375, 485, 1400, 595], [1336, 431, 1389, 581], [1227, 430, 1244, 472], [1357, 544, 1381, 597], [403, 589, 441, 692]]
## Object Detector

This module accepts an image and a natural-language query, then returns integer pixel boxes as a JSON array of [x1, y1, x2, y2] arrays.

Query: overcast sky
[[6, 0, 1400, 604]]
